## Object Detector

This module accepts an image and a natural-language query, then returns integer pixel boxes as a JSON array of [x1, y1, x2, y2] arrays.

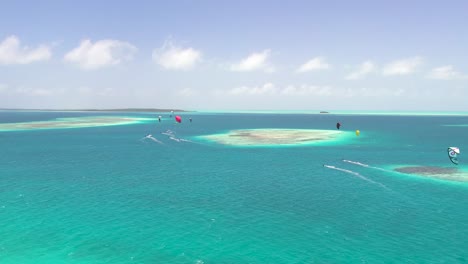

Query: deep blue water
[[0, 111, 467, 263]]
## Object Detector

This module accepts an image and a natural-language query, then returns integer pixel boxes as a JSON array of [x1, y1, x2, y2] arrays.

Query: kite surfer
[[336, 122, 341, 129], [448, 147, 460, 165]]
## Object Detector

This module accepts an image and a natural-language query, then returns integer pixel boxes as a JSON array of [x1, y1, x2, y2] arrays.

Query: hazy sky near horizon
[[1, 0, 467, 111]]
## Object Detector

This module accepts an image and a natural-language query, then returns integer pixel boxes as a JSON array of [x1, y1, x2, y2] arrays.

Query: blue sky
[[0, 0, 467, 110]]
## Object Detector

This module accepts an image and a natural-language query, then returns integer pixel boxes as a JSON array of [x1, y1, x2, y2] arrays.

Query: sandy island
[[0, 116, 153, 132], [198, 128, 351, 147], [394, 166, 468, 182]]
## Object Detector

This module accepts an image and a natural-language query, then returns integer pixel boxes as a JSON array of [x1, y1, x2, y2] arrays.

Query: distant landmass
[[0, 108, 191, 112]]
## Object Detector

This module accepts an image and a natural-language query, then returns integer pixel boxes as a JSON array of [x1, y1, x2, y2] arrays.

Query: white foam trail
[[162, 129, 175, 136], [342, 160, 369, 167], [148, 136, 163, 144], [169, 136, 181, 142], [342, 159, 390, 172], [324, 165, 391, 191], [141, 135, 163, 144]]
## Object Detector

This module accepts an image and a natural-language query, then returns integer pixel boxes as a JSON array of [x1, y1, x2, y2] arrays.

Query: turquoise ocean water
[[1, 111, 467, 263]]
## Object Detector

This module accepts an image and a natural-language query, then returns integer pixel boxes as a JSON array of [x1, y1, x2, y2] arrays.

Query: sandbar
[[0, 116, 153, 132], [394, 166, 468, 182], [198, 128, 351, 147]]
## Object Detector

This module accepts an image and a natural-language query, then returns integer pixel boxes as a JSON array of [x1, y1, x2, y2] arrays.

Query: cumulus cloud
[[0, 83, 7, 92], [281, 85, 332, 96], [228, 83, 277, 95], [0, 35, 51, 64], [176, 88, 197, 96], [382, 57, 422, 76], [427, 65, 466, 80], [78, 86, 93, 94], [354, 87, 405, 97], [221, 83, 407, 98], [0, 84, 64, 96], [152, 41, 202, 70], [15, 87, 55, 96], [64, 39, 137, 70], [230, 50, 274, 72], [345, 61, 376, 80], [77, 86, 113, 96], [224, 83, 334, 96], [97, 87, 113, 96], [296, 57, 331, 73]]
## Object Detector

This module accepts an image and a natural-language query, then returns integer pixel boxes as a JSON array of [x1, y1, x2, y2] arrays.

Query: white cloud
[[427, 65, 466, 80], [0, 35, 51, 64], [230, 50, 274, 72], [176, 88, 197, 96], [152, 41, 202, 70], [296, 57, 330, 73], [64, 39, 137, 70], [345, 61, 376, 80], [383, 57, 422, 76], [221, 83, 409, 98], [97, 87, 113, 96], [355, 87, 406, 97], [78, 86, 92, 94], [0, 84, 67, 96], [228, 83, 277, 95], [281, 85, 333, 96], [225, 83, 333, 96], [15, 87, 55, 96], [77, 86, 113, 96], [0, 83, 7, 92]]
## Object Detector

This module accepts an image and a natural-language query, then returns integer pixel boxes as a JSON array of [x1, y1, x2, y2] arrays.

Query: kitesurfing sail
[[447, 147, 460, 165]]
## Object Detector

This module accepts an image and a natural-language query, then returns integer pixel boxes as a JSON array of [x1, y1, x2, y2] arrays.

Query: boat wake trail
[[141, 134, 163, 144], [163, 130, 191, 143], [342, 159, 390, 172], [323, 165, 391, 191], [161, 131, 175, 137]]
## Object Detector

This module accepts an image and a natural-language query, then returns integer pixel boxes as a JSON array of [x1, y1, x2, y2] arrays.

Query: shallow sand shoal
[[394, 166, 468, 182], [0, 116, 153, 131], [198, 128, 350, 147]]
